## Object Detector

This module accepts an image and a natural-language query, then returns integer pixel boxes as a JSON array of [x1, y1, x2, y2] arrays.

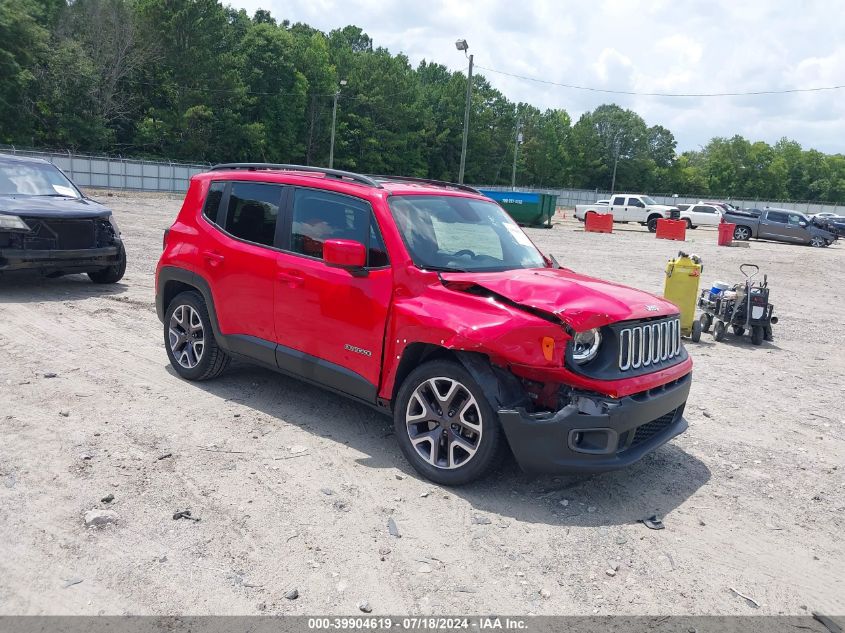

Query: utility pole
[[328, 79, 347, 169], [511, 115, 523, 190], [610, 136, 621, 195], [456, 39, 473, 184]]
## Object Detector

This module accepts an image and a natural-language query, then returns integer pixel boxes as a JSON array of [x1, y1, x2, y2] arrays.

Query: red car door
[[273, 187, 392, 401], [200, 181, 285, 357]]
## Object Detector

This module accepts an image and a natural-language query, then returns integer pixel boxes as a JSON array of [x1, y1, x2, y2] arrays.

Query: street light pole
[[329, 79, 347, 169], [456, 39, 472, 184]]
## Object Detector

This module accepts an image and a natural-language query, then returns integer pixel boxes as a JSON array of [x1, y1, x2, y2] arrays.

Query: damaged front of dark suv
[[0, 154, 126, 283]]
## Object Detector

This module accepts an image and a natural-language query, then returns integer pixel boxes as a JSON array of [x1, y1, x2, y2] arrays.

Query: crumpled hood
[[0, 195, 112, 219], [440, 267, 679, 331]]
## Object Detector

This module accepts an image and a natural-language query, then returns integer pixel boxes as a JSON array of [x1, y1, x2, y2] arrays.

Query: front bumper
[[0, 245, 121, 272], [498, 372, 691, 473]]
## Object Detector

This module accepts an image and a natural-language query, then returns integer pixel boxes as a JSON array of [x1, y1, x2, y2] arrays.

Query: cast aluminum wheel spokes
[[168, 305, 205, 369], [406, 377, 482, 469]]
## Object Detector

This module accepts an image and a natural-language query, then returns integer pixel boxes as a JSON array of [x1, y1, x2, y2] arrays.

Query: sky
[[230, 0, 845, 154]]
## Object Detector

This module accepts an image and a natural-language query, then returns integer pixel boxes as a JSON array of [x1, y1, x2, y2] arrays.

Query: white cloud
[[230, 0, 845, 153]]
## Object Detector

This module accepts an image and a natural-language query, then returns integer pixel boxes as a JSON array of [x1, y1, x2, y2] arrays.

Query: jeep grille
[[618, 317, 681, 371]]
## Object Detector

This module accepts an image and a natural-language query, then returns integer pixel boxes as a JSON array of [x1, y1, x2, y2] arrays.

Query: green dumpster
[[478, 189, 557, 227]]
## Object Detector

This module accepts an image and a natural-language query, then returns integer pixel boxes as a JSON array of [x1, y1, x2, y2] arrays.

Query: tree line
[[2, 0, 845, 202]]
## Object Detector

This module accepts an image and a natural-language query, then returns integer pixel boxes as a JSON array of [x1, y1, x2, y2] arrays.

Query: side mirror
[[323, 239, 366, 271], [799, 221, 807, 227]]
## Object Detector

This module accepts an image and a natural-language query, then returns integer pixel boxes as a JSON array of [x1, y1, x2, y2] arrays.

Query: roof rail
[[369, 175, 481, 194], [209, 163, 383, 188]]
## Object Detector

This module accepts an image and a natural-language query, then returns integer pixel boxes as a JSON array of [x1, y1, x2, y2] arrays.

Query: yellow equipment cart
[[663, 252, 703, 342]]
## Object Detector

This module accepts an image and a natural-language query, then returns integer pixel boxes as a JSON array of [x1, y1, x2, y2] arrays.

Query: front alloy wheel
[[164, 291, 230, 381], [809, 236, 826, 247], [394, 360, 503, 485], [406, 377, 482, 470]]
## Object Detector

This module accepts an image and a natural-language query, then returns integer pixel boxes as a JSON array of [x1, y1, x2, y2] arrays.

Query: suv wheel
[[88, 243, 127, 284], [394, 360, 503, 485], [165, 291, 230, 381]]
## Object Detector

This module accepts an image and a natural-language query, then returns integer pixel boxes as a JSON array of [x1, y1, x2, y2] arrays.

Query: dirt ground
[[1, 191, 843, 617]]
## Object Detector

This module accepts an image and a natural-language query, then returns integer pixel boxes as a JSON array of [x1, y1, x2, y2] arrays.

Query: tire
[[700, 313, 712, 333], [763, 325, 773, 341], [713, 320, 726, 342], [734, 226, 751, 241], [751, 325, 764, 346], [393, 359, 504, 486], [809, 236, 826, 247], [164, 291, 230, 381], [88, 243, 127, 284], [647, 216, 660, 232], [691, 318, 702, 343], [732, 325, 745, 336], [684, 219, 693, 229]]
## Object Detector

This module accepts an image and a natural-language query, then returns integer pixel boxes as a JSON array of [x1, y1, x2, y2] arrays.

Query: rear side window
[[291, 188, 387, 267], [767, 211, 787, 223], [202, 182, 225, 224], [224, 182, 282, 246], [611, 196, 625, 205], [692, 205, 714, 214]]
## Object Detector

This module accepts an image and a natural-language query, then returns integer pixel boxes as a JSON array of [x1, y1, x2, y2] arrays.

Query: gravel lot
[[1, 191, 843, 616]]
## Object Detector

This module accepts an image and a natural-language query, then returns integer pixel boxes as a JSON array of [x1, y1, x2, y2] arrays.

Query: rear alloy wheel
[[734, 226, 751, 241], [165, 291, 230, 381], [394, 360, 502, 485], [809, 236, 826, 247]]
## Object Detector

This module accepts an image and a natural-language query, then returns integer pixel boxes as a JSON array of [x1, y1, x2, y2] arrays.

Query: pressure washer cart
[[696, 264, 777, 346]]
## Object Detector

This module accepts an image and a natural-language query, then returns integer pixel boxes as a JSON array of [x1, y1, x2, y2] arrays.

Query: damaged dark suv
[[0, 154, 126, 283]]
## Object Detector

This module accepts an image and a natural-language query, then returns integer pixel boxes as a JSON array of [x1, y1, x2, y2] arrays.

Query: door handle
[[203, 251, 224, 266], [277, 270, 304, 287]]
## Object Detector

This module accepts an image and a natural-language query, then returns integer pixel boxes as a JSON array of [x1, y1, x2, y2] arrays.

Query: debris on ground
[[62, 578, 83, 588], [43, 372, 57, 379], [320, 488, 335, 496], [640, 515, 665, 530], [358, 601, 372, 613], [172, 509, 200, 522], [100, 494, 114, 503], [539, 588, 551, 599], [84, 509, 118, 528], [812, 612, 842, 633], [59, 411, 70, 418], [284, 589, 299, 600], [728, 587, 760, 609], [387, 517, 401, 537], [471, 515, 492, 525], [157, 453, 172, 460]]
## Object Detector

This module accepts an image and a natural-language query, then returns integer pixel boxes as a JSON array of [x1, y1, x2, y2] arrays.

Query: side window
[[628, 198, 644, 208], [223, 182, 282, 246], [766, 211, 787, 223], [692, 205, 710, 214], [611, 196, 625, 206], [202, 182, 225, 225], [676, 204, 690, 211], [787, 214, 804, 225], [291, 189, 386, 267]]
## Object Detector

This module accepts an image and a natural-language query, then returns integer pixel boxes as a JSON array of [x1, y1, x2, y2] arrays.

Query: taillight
[[162, 228, 170, 250]]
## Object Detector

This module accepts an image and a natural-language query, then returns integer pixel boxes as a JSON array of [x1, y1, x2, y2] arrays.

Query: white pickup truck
[[575, 194, 679, 232]]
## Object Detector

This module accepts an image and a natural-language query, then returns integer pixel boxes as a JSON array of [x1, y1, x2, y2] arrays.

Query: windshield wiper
[[420, 264, 470, 273], [33, 193, 77, 198]]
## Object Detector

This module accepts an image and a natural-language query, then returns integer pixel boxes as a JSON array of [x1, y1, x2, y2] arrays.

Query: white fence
[[0, 146, 209, 193], [479, 185, 845, 215]]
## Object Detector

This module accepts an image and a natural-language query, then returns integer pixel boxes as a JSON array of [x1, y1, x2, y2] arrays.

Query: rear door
[[272, 187, 393, 401], [690, 205, 721, 226], [200, 181, 284, 355], [608, 195, 627, 220], [759, 211, 803, 241]]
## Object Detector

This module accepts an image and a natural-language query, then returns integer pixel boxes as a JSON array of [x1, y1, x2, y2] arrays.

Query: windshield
[[388, 195, 546, 273], [0, 160, 81, 198], [640, 196, 657, 205]]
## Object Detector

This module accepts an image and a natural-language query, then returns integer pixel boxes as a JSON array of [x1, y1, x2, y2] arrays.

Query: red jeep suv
[[156, 164, 692, 485]]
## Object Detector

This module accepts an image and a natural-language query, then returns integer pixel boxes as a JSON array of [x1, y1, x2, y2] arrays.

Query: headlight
[[572, 328, 602, 364], [108, 214, 121, 236], [0, 215, 30, 231]]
